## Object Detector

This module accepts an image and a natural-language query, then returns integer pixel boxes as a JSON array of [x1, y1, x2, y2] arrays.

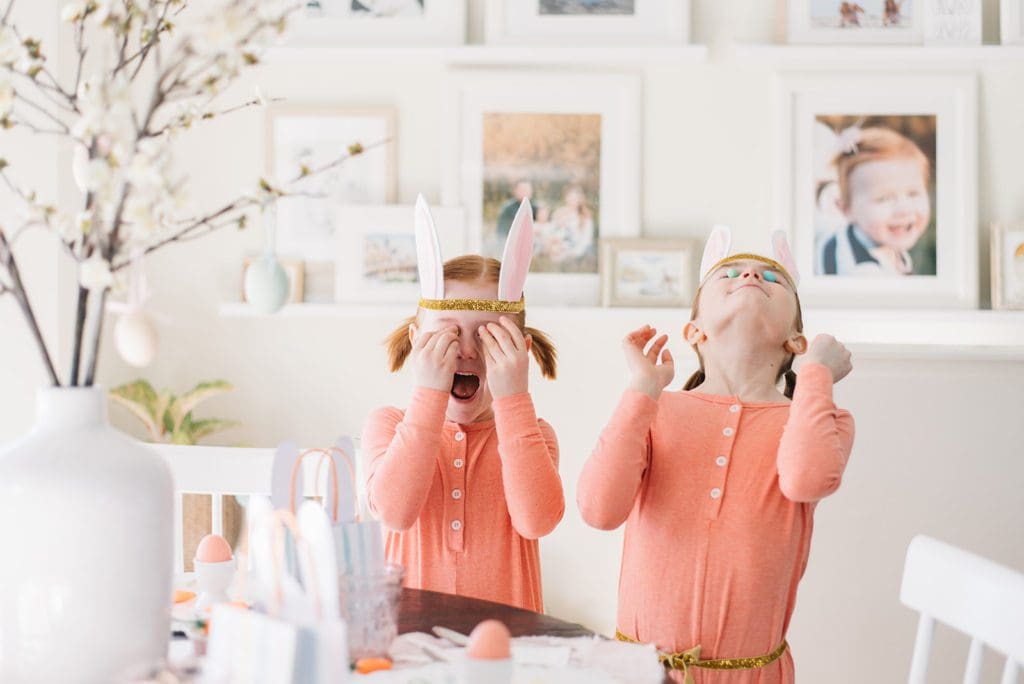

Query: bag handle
[[291, 446, 359, 523]]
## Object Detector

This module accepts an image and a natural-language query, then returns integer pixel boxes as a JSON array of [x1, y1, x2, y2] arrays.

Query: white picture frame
[[484, 0, 688, 45], [787, 0, 925, 44], [775, 73, 978, 309], [266, 104, 397, 262], [923, 0, 982, 45], [443, 71, 642, 306], [334, 204, 465, 304], [281, 1, 465, 46], [600, 238, 697, 308], [991, 223, 1024, 310], [1001, 0, 1024, 44]]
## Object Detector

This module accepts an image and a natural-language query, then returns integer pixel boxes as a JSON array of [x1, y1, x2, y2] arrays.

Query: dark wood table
[[398, 587, 595, 639]]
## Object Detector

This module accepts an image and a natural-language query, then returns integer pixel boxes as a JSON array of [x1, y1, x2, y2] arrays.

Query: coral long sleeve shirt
[[362, 388, 564, 612], [578, 363, 855, 683]]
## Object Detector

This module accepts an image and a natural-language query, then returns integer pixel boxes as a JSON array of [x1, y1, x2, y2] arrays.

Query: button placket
[[707, 403, 740, 519], [447, 429, 467, 552]]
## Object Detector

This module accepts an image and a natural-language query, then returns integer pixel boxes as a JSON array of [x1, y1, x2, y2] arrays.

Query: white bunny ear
[[498, 199, 533, 302], [770, 230, 800, 286], [415, 194, 444, 300], [699, 224, 732, 283]]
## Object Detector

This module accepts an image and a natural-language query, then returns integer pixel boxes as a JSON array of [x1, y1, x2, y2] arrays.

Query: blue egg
[[764, 270, 779, 283], [726, 268, 739, 279], [244, 254, 290, 314]]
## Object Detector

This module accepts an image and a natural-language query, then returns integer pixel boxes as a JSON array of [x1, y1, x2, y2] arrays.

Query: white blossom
[[79, 254, 114, 291], [60, 1, 90, 23], [0, 26, 23, 66]]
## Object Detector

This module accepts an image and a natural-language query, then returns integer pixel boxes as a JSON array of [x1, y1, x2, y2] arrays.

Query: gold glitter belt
[[616, 631, 788, 684]]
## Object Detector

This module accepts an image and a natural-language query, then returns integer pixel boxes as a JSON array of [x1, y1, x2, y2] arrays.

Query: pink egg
[[195, 534, 232, 563], [466, 620, 511, 660]]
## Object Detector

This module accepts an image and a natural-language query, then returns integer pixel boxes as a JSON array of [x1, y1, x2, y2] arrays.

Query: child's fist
[[803, 334, 852, 383], [409, 324, 459, 393]]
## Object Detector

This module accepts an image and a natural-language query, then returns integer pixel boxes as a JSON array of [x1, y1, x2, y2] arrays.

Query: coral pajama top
[[362, 389, 563, 612], [577, 363, 855, 683]]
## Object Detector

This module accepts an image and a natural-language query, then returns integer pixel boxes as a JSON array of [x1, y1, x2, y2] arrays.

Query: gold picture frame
[[600, 238, 697, 308]]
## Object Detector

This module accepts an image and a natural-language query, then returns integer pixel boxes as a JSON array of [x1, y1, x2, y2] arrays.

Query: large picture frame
[[443, 71, 642, 306], [334, 204, 465, 304], [282, 1, 465, 46], [787, 0, 925, 44], [265, 104, 397, 262], [775, 73, 977, 308], [484, 0, 689, 45]]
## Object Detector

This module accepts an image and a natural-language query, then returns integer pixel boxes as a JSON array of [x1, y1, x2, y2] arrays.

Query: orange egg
[[354, 657, 393, 674], [173, 590, 196, 604], [466, 620, 511, 660], [195, 534, 232, 563]]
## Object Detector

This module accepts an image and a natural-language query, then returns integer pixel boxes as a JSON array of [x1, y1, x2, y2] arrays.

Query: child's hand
[[803, 334, 853, 383], [479, 317, 531, 399], [623, 325, 674, 400], [408, 324, 459, 392]]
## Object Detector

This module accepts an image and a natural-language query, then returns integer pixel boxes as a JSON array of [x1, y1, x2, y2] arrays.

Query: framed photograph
[[600, 238, 697, 308], [991, 223, 1024, 310], [1001, 0, 1024, 44], [443, 71, 641, 306], [775, 73, 977, 308], [923, 0, 981, 44], [266, 104, 397, 262], [788, 0, 924, 44], [241, 256, 305, 304], [334, 204, 466, 304], [484, 0, 688, 44], [282, 1, 465, 46]]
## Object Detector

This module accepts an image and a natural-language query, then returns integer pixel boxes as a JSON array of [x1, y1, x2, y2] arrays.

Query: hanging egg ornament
[[244, 254, 290, 314], [114, 309, 159, 367]]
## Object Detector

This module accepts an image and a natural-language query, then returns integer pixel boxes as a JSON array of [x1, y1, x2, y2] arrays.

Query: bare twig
[[71, 17, 86, 98], [2, 0, 15, 24], [0, 228, 61, 385], [81, 286, 108, 386], [14, 91, 71, 132], [68, 285, 89, 386]]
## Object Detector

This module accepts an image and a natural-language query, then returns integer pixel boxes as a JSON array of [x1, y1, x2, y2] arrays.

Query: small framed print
[[991, 223, 1024, 310], [600, 238, 697, 308]]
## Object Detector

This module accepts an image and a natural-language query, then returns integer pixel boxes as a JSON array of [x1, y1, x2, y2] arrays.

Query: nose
[[457, 329, 479, 359], [741, 268, 762, 281]]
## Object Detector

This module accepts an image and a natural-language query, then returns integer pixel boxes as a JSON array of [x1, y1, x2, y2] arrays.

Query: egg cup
[[193, 557, 235, 612]]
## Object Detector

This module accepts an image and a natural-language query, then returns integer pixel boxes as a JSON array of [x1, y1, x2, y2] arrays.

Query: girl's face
[[842, 157, 931, 253], [415, 279, 506, 424], [692, 260, 801, 347]]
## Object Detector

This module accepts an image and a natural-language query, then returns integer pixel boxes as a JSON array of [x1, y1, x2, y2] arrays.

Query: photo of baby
[[811, 0, 913, 29], [813, 114, 937, 277]]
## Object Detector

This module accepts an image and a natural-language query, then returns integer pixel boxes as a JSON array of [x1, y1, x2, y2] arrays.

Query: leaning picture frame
[[787, 0, 925, 44], [484, 0, 689, 45], [442, 70, 642, 306], [600, 238, 698, 308], [281, 1, 466, 46], [775, 72, 977, 308]]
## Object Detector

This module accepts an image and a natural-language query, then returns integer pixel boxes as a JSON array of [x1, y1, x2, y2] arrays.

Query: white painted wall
[[1, 1, 1022, 681]]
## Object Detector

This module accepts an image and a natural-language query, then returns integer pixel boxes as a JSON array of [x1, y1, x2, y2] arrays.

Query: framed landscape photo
[[776, 73, 977, 308], [600, 238, 697, 308], [282, 1, 466, 46], [266, 104, 396, 262], [484, 0, 689, 44], [443, 71, 641, 305], [991, 222, 1024, 310], [334, 204, 465, 304], [788, 0, 925, 44]]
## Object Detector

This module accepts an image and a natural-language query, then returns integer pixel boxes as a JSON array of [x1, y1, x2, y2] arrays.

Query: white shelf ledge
[[265, 43, 708, 65], [733, 44, 1024, 65], [219, 303, 1024, 360]]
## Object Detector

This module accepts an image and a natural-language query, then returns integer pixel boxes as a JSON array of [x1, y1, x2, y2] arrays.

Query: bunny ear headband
[[698, 225, 801, 290], [415, 194, 533, 313]]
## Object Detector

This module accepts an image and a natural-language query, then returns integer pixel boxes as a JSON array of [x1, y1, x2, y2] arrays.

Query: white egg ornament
[[244, 254, 290, 314], [114, 310, 159, 367]]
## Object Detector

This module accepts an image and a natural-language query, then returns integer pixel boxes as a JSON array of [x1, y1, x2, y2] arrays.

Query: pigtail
[[384, 315, 417, 373], [784, 370, 797, 399], [524, 325, 558, 379], [683, 368, 705, 391]]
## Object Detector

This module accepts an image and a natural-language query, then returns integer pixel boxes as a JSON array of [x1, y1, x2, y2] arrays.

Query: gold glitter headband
[[700, 253, 796, 289], [417, 297, 525, 313]]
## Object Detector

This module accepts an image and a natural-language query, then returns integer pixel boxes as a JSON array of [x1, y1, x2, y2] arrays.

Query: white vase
[[0, 387, 174, 683]]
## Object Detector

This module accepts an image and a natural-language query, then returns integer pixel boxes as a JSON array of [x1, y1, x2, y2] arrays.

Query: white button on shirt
[[729, 404, 740, 413], [453, 458, 464, 469], [715, 456, 727, 467], [723, 427, 734, 437], [710, 488, 722, 499], [450, 520, 462, 531], [451, 489, 462, 500], [454, 432, 465, 442]]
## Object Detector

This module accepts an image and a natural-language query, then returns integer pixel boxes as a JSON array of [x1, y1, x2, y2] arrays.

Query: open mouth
[[887, 222, 916, 236], [451, 372, 481, 401]]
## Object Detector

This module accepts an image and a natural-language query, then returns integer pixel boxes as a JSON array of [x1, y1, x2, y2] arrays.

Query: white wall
[[2, 1, 1023, 682]]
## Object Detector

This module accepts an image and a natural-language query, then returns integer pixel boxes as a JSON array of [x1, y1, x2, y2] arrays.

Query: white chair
[[151, 443, 363, 573], [900, 534, 1024, 684]]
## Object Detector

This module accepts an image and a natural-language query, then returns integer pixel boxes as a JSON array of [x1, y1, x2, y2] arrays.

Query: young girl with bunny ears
[[360, 196, 563, 612], [578, 227, 855, 683]]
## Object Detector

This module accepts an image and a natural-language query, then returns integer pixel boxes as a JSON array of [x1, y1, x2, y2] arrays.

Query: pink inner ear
[[699, 225, 732, 283], [771, 230, 800, 286], [414, 194, 444, 300], [498, 199, 534, 302]]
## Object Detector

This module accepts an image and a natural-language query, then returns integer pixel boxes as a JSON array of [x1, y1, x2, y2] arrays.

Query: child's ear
[[683, 321, 705, 346], [408, 323, 418, 345], [785, 333, 808, 355], [525, 333, 533, 353]]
